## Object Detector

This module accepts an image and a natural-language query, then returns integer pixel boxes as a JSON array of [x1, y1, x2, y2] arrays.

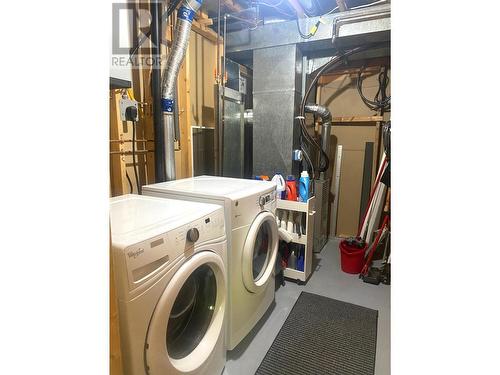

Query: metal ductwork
[[161, 0, 202, 180], [252, 44, 303, 177], [304, 103, 332, 169]]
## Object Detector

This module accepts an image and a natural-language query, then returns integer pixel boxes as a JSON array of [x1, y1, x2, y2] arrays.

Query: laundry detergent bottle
[[285, 175, 298, 201], [299, 170, 310, 202], [272, 173, 286, 199]]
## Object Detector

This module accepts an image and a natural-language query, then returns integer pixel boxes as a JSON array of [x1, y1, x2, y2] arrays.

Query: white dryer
[[110, 194, 227, 375], [142, 176, 279, 350]]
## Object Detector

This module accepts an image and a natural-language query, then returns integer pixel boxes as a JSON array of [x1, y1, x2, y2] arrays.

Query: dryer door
[[241, 211, 279, 293], [145, 251, 226, 374]]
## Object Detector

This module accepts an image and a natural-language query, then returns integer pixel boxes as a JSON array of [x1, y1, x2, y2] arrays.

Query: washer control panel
[[259, 190, 276, 211], [123, 209, 225, 289]]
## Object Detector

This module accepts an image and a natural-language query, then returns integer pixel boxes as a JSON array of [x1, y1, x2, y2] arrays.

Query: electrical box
[[119, 98, 139, 122]]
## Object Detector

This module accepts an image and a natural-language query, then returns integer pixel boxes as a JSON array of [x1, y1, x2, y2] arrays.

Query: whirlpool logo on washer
[[127, 248, 145, 259]]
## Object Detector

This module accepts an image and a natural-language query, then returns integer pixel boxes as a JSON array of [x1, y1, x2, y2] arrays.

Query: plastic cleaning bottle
[[299, 170, 310, 202], [271, 173, 286, 199], [297, 246, 305, 271], [285, 175, 298, 201]]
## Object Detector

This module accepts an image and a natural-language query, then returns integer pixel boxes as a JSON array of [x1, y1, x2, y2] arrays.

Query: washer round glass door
[[242, 211, 279, 293], [145, 251, 226, 374]]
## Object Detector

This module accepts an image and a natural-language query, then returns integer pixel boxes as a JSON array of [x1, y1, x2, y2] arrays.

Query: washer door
[[145, 251, 226, 374], [242, 211, 279, 293]]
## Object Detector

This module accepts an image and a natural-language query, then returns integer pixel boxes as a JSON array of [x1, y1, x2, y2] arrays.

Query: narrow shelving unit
[[277, 196, 315, 284]]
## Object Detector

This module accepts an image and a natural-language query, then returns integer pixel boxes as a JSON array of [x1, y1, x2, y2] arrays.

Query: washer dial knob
[[259, 196, 266, 206], [186, 228, 200, 242]]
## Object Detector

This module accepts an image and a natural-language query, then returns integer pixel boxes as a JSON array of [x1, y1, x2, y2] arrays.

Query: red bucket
[[339, 240, 367, 274]]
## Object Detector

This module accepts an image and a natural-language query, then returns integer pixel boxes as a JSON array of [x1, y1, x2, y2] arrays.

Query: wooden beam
[[191, 19, 219, 43], [317, 57, 391, 86], [176, 34, 193, 179], [197, 18, 213, 26]]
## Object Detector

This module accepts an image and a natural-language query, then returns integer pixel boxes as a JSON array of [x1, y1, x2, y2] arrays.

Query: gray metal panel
[[332, 6, 391, 48], [192, 127, 215, 176], [223, 98, 245, 178], [253, 45, 304, 94], [252, 92, 298, 176], [252, 45, 302, 177], [214, 57, 254, 178]]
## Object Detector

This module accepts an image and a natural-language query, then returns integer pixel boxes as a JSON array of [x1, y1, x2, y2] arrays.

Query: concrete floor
[[223, 238, 390, 375]]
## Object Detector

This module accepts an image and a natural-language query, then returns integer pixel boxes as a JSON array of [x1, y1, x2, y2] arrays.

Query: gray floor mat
[[255, 292, 378, 375]]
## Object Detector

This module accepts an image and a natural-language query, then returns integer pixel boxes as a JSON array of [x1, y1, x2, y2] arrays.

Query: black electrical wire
[[295, 17, 313, 39], [299, 43, 388, 178], [131, 120, 142, 194], [357, 65, 391, 111], [129, 0, 182, 57], [125, 170, 134, 193]]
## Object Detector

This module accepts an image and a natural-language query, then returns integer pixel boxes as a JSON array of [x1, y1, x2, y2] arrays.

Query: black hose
[[125, 170, 134, 193], [296, 17, 313, 39], [299, 43, 388, 178], [132, 121, 142, 194]]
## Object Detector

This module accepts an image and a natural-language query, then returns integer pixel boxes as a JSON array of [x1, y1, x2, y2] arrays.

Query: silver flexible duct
[[305, 103, 332, 179], [161, 0, 202, 180]]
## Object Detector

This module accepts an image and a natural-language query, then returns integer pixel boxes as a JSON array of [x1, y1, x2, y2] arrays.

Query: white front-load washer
[[142, 176, 279, 350], [110, 194, 227, 375]]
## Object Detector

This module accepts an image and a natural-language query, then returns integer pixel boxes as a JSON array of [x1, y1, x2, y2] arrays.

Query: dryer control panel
[[258, 190, 276, 211], [118, 209, 225, 294], [231, 188, 277, 228]]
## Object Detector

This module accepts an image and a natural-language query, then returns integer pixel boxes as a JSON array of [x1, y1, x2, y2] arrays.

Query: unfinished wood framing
[[109, 4, 222, 195], [317, 66, 390, 238]]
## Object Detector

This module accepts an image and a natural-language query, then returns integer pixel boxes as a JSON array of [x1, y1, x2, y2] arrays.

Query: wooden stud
[[109, 90, 124, 196]]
